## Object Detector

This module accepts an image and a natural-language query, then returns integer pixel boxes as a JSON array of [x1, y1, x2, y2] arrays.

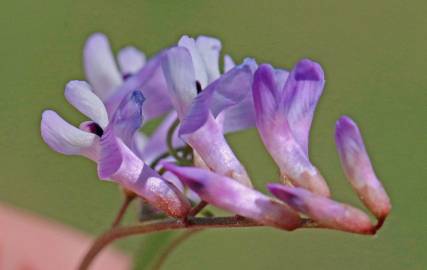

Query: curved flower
[[42, 84, 191, 217], [268, 184, 374, 234], [84, 33, 172, 121], [98, 129, 191, 218], [252, 61, 330, 196], [160, 36, 257, 187], [335, 116, 391, 220], [41, 80, 107, 161], [164, 163, 302, 230]]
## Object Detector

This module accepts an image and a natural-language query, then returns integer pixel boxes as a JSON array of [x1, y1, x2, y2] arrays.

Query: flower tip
[[335, 115, 356, 134], [256, 63, 274, 75], [86, 32, 108, 44], [130, 90, 145, 106], [294, 59, 324, 81]]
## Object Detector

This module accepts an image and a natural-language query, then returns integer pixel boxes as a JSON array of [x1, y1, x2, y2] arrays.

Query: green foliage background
[[0, 0, 426, 269]]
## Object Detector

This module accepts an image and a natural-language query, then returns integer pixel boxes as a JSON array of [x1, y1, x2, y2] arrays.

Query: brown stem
[[111, 195, 135, 228], [78, 216, 263, 270], [151, 229, 202, 270], [188, 201, 208, 217]]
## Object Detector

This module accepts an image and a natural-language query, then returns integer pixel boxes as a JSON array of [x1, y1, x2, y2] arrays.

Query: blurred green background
[[1, 0, 426, 269]]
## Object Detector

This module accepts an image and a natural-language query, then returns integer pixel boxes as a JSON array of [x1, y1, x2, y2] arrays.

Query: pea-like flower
[[252, 61, 330, 196], [335, 116, 391, 221], [40, 33, 393, 269], [161, 36, 257, 187], [41, 33, 191, 218]]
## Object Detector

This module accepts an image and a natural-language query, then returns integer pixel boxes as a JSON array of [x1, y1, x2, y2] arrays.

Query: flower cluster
[[41, 33, 391, 235]]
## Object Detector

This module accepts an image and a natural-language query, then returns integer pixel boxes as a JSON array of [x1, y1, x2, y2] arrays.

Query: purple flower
[[84, 33, 172, 121], [98, 127, 191, 218], [335, 116, 391, 220], [268, 184, 374, 234], [164, 163, 302, 230], [41, 80, 106, 161], [252, 61, 330, 196], [41, 33, 192, 217], [42, 88, 191, 217], [160, 36, 257, 187]]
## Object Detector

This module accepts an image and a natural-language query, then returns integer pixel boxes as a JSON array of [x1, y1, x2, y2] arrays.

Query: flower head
[[252, 61, 330, 196], [335, 116, 391, 220], [160, 36, 257, 187]]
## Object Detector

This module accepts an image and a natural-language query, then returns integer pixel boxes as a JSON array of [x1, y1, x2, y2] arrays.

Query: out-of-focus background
[[0, 0, 426, 269]]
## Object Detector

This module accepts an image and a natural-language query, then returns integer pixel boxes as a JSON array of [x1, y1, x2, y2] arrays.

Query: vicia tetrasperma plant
[[41, 33, 391, 269]]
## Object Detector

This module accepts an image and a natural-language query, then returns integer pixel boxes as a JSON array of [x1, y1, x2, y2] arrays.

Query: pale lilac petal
[[106, 52, 172, 120], [109, 90, 145, 148], [274, 68, 290, 90], [268, 184, 374, 234], [64, 80, 109, 128], [83, 33, 123, 101], [184, 115, 252, 187], [178, 36, 208, 87], [161, 46, 198, 119], [165, 164, 302, 230], [98, 131, 191, 218], [179, 61, 254, 135], [335, 116, 391, 219], [253, 65, 330, 196], [281, 59, 324, 154], [141, 112, 185, 164], [195, 36, 222, 82], [117, 46, 146, 77], [220, 93, 256, 134], [224, 54, 235, 72], [253, 64, 280, 129], [41, 110, 99, 160]]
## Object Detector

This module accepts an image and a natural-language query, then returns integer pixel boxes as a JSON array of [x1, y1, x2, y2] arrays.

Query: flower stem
[[151, 229, 202, 270], [78, 216, 263, 270], [188, 201, 208, 217], [111, 194, 135, 228]]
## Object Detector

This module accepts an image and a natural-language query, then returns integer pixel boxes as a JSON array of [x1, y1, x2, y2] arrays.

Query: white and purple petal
[[165, 164, 302, 230], [223, 54, 235, 73], [117, 46, 146, 78], [83, 33, 123, 101], [64, 80, 109, 128], [268, 184, 374, 234], [184, 115, 252, 187], [179, 60, 254, 135], [178, 36, 208, 87], [335, 116, 391, 220], [253, 64, 330, 196], [281, 59, 325, 154], [106, 52, 172, 120], [108, 90, 145, 154], [98, 131, 191, 218], [195, 36, 222, 82], [161, 47, 198, 119], [41, 110, 99, 161]]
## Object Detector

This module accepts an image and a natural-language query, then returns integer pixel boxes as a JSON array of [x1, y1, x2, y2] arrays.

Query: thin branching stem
[[111, 194, 135, 228], [78, 217, 262, 270], [78, 216, 318, 270]]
